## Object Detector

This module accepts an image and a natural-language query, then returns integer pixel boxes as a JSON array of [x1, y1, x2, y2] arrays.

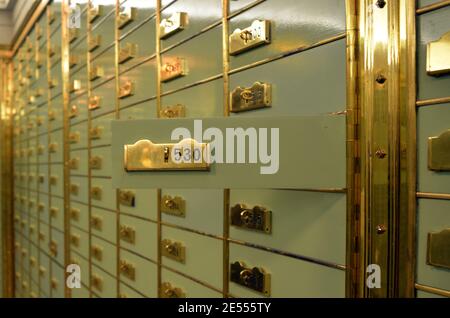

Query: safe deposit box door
[[415, 2, 450, 298]]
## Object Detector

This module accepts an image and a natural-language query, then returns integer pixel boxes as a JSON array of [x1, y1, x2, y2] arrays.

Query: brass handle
[[50, 175, 58, 186], [69, 158, 79, 170], [90, 65, 104, 81], [161, 239, 186, 263], [70, 184, 79, 195], [39, 266, 46, 276], [48, 109, 56, 120], [161, 57, 188, 82], [89, 35, 102, 52], [48, 143, 58, 153], [50, 207, 58, 218], [89, 4, 103, 23], [119, 43, 138, 64], [51, 278, 58, 290], [160, 12, 188, 39], [49, 240, 58, 256]]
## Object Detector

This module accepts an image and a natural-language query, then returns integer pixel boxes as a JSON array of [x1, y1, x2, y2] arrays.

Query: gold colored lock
[[70, 184, 79, 195], [89, 4, 103, 23], [119, 81, 135, 99], [91, 187, 102, 201], [160, 104, 186, 119], [119, 260, 136, 281], [39, 266, 46, 276], [49, 240, 58, 256], [89, 126, 103, 140], [69, 132, 80, 144], [161, 239, 185, 263], [161, 57, 188, 82], [161, 195, 186, 217], [51, 278, 58, 290], [48, 143, 57, 153], [49, 45, 59, 58], [230, 204, 272, 234], [90, 156, 103, 170], [70, 234, 80, 247], [50, 175, 58, 186], [90, 65, 104, 81], [91, 275, 103, 291], [119, 43, 138, 64], [91, 215, 103, 231], [230, 261, 271, 296], [48, 109, 56, 120], [69, 54, 79, 68], [69, 28, 79, 43], [119, 225, 136, 244], [230, 82, 272, 113], [118, 7, 137, 29], [89, 95, 102, 110], [70, 208, 80, 221], [69, 158, 79, 170], [39, 231, 45, 241], [160, 12, 189, 39], [119, 190, 135, 207], [92, 245, 103, 261], [48, 79, 58, 89], [69, 105, 78, 118], [160, 282, 186, 298], [50, 207, 58, 218], [230, 20, 271, 55], [89, 35, 102, 52]]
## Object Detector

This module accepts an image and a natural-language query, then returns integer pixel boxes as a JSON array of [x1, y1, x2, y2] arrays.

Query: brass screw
[[376, 225, 387, 234]]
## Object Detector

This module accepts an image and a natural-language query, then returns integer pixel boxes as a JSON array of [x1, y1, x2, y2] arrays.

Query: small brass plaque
[[89, 126, 103, 140], [161, 239, 186, 263], [428, 130, 450, 171], [89, 65, 104, 81], [118, 7, 138, 29], [160, 12, 189, 39], [119, 190, 135, 207], [160, 282, 186, 298], [119, 260, 136, 281], [90, 156, 103, 170], [230, 82, 272, 113], [427, 228, 450, 270], [124, 139, 210, 172], [89, 35, 102, 52], [91, 187, 102, 201], [119, 43, 138, 64], [230, 20, 271, 55], [230, 261, 271, 296], [91, 215, 103, 231], [119, 81, 135, 99], [161, 195, 185, 217], [89, 4, 103, 23], [48, 143, 58, 153], [69, 158, 79, 170], [161, 57, 188, 82], [231, 204, 272, 233], [92, 246, 103, 261], [160, 104, 186, 119], [119, 225, 136, 244], [69, 132, 80, 144], [70, 184, 79, 196], [427, 31, 450, 76], [89, 96, 102, 110]]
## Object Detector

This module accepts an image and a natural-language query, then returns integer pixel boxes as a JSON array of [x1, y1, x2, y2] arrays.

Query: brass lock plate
[[69, 158, 79, 170], [161, 239, 185, 263], [161, 195, 186, 217], [427, 228, 450, 270], [92, 245, 103, 261], [90, 156, 103, 170], [89, 4, 103, 23], [160, 282, 186, 298], [90, 65, 104, 81], [161, 57, 188, 82], [69, 55, 79, 68], [160, 104, 186, 119], [119, 260, 136, 281], [91, 215, 103, 231], [120, 225, 136, 244], [230, 82, 272, 113], [428, 130, 450, 171], [230, 20, 271, 55], [230, 261, 270, 296], [427, 31, 450, 76], [89, 96, 102, 110], [69, 132, 80, 144], [119, 190, 135, 207], [89, 126, 103, 140], [231, 204, 272, 233], [119, 81, 135, 99], [118, 7, 138, 29], [119, 43, 138, 64], [160, 12, 189, 39], [124, 139, 210, 172], [91, 187, 102, 201], [89, 35, 102, 52], [69, 28, 79, 43]]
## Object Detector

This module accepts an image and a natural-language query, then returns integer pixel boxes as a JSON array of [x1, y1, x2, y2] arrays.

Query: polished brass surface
[[88, 35, 102, 52], [428, 130, 450, 171], [89, 95, 102, 110], [161, 239, 186, 263], [161, 195, 185, 217], [161, 57, 188, 82], [124, 139, 210, 172], [160, 104, 186, 119], [119, 81, 135, 99], [230, 261, 270, 296], [119, 225, 135, 244], [230, 82, 271, 113], [230, 204, 271, 234], [90, 156, 103, 170], [119, 260, 136, 281], [118, 7, 138, 30], [160, 12, 189, 39], [229, 20, 271, 56], [427, 31, 450, 76], [160, 282, 186, 298], [118, 190, 135, 207], [427, 228, 450, 270]]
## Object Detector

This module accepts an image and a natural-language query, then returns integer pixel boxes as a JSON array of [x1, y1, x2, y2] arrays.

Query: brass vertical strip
[[156, 0, 163, 297], [397, 0, 416, 298], [1, 59, 15, 297], [87, 0, 94, 298], [222, 0, 230, 298], [61, 0, 72, 298], [45, 5, 53, 296], [114, 0, 121, 297], [345, 0, 361, 298]]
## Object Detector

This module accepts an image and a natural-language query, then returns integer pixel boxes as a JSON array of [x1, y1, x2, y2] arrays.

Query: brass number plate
[[124, 139, 210, 172], [118, 7, 137, 29], [428, 130, 450, 171], [231, 204, 272, 234], [161, 195, 186, 217], [230, 261, 271, 296], [119, 43, 138, 64], [160, 104, 186, 119], [231, 82, 272, 113], [427, 228, 450, 270], [427, 31, 450, 76], [119, 190, 135, 207], [160, 282, 186, 298], [230, 20, 271, 55], [161, 239, 185, 263], [160, 12, 189, 39], [161, 57, 188, 82]]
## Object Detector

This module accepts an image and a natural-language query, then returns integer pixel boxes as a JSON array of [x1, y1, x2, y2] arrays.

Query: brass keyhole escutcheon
[[165, 64, 176, 72], [240, 210, 253, 226], [164, 288, 176, 298], [240, 30, 253, 43], [165, 199, 177, 209], [240, 89, 254, 102], [240, 269, 254, 287]]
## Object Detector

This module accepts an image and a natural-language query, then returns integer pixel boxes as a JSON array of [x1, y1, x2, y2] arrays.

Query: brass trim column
[[355, 0, 416, 297]]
